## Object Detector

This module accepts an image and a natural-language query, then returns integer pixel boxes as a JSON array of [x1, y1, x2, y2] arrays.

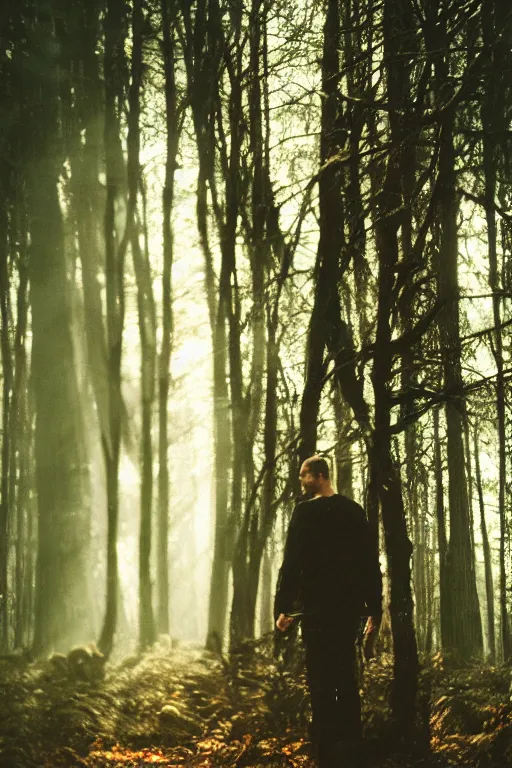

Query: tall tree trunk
[[23, 410, 36, 648], [298, 0, 373, 530], [421, 465, 433, 654], [71, 1, 111, 460], [411, 474, 425, 652], [333, 384, 354, 498], [245, 0, 267, 504], [229, 0, 276, 647], [344, 0, 370, 346], [298, 0, 344, 465], [219, 0, 245, 650], [435, 50, 483, 659], [98, 0, 129, 658], [396, 32, 422, 649], [29, 1, 92, 656], [259, 545, 273, 636], [206, 314, 232, 650], [181, 1, 233, 650], [369, 0, 418, 731], [474, 427, 495, 661], [158, 0, 180, 637], [126, 0, 156, 652], [433, 407, 450, 648], [12, 236, 29, 650], [0, 182, 11, 652], [200, 0, 247, 650], [481, 0, 510, 661]]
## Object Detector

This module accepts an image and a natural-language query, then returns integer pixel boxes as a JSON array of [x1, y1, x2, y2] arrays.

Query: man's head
[[299, 455, 330, 496]]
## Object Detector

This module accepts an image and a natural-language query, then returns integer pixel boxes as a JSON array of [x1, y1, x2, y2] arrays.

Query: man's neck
[[314, 483, 335, 498]]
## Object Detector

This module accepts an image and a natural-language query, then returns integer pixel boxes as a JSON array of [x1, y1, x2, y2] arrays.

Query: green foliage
[[0, 643, 510, 767]]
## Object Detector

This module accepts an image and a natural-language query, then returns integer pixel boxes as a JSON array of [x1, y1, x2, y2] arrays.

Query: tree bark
[[208, 1, 246, 649], [98, 0, 129, 658], [12, 233, 29, 650], [368, 0, 419, 731], [71, 1, 111, 459], [333, 384, 354, 499], [481, 0, 510, 661], [0, 180, 11, 652], [28, 1, 93, 656], [434, 62, 483, 660], [298, 0, 344, 465], [433, 407, 449, 649], [474, 427, 496, 661], [181, 1, 232, 650], [158, 0, 180, 637], [126, 0, 157, 652]]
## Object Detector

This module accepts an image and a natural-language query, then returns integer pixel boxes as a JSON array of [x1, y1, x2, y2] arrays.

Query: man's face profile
[[299, 461, 320, 495]]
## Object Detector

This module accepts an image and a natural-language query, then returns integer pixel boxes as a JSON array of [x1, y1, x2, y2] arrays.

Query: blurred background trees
[[0, 0, 511, 724]]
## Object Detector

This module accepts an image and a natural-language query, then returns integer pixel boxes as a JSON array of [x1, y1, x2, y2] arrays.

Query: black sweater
[[274, 494, 383, 621]]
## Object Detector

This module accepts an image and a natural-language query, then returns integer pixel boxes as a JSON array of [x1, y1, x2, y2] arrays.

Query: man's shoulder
[[332, 494, 367, 519], [290, 496, 323, 521], [295, 493, 366, 516], [293, 494, 317, 509], [291, 497, 313, 520]]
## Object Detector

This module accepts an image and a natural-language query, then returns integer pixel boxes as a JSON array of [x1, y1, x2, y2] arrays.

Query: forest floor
[[0, 635, 510, 768]]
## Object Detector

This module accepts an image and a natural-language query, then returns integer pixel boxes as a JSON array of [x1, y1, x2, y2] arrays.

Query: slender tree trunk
[[481, 0, 510, 660], [426, 0, 482, 659], [28, 2, 93, 656], [397, 67, 421, 649], [421, 466, 433, 654], [229, 0, 277, 647], [71, 2, 111, 459], [435, 100, 483, 661], [371, 236, 418, 732], [343, 1, 370, 345], [433, 407, 449, 648], [181, 1, 233, 650], [219, 2, 245, 650], [18, 393, 32, 648], [298, 0, 373, 537], [0, 187, 11, 652], [206, 319, 232, 650], [98, 0, 128, 658], [474, 427, 496, 661], [12, 243, 29, 650], [245, 0, 267, 501], [411, 478, 425, 652], [126, 0, 157, 652], [463, 418, 477, 565], [333, 384, 354, 498], [23, 409, 36, 648], [158, 0, 179, 637], [259, 545, 273, 636], [298, 0, 344, 464], [368, 0, 419, 731], [201, 0, 247, 650]]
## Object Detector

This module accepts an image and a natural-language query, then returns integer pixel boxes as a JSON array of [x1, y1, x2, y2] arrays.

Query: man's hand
[[276, 613, 295, 632], [363, 615, 381, 660]]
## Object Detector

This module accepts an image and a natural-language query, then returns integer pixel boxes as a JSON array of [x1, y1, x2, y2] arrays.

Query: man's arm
[[274, 504, 302, 630]]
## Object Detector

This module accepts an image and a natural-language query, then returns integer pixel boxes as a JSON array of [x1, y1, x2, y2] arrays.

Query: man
[[274, 455, 382, 768]]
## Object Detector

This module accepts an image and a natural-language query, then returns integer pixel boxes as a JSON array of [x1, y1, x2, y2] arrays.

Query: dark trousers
[[302, 617, 362, 754]]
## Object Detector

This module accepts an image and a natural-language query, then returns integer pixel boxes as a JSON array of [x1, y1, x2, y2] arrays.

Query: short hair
[[304, 455, 330, 479]]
